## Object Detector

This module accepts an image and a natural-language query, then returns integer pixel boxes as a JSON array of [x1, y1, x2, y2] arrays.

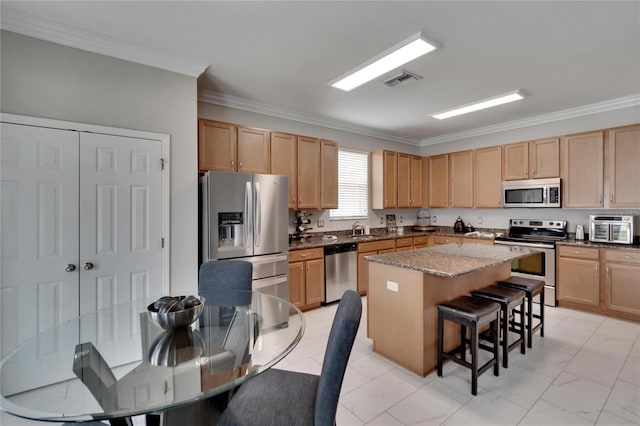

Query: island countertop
[[364, 243, 537, 278]]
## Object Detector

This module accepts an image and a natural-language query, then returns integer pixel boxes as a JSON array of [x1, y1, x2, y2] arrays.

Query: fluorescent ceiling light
[[432, 91, 524, 120], [330, 32, 436, 92]]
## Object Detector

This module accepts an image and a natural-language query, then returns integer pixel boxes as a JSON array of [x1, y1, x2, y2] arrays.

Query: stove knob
[[549, 222, 554, 226]]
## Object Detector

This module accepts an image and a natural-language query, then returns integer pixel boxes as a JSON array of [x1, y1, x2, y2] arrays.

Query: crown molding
[[198, 89, 420, 146], [1, 7, 209, 78], [420, 94, 640, 146]]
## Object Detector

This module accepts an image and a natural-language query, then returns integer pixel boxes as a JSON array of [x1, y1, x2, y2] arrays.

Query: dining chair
[[217, 289, 362, 426]]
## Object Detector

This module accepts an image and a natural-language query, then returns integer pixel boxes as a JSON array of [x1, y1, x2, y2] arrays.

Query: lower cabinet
[[357, 239, 395, 295], [289, 248, 325, 311], [557, 245, 640, 321], [604, 250, 640, 317]]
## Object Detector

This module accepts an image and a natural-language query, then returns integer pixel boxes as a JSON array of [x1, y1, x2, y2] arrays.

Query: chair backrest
[[315, 290, 362, 426], [198, 260, 252, 307]]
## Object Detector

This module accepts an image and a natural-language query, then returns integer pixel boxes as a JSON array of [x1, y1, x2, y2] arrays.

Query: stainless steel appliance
[[201, 171, 289, 327], [502, 178, 561, 208], [589, 215, 638, 245], [494, 219, 568, 306], [324, 243, 357, 304]]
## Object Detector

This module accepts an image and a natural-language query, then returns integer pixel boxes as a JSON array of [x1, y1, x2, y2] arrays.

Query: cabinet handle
[[574, 251, 584, 254], [623, 255, 633, 259], [239, 162, 243, 168], [300, 253, 309, 257], [525, 167, 528, 177], [610, 195, 613, 202], [532, 168, 536, 176], [231, 160, 234, 166], [595, 264, 599, 275]]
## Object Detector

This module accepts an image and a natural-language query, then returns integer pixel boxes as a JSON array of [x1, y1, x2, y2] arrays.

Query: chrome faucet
[[352, 221, 365, 236]]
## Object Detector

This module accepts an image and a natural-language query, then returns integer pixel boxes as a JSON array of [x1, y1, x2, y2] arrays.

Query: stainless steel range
[[494, 219, 568, 306]]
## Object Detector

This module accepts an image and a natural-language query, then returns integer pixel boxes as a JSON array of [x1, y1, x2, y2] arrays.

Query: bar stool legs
[[438, 296, 500, 396], [497, 277, 545, 348]]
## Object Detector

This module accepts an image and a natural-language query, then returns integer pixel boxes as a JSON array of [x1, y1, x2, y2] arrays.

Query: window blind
[[330, 149, 368, 219]]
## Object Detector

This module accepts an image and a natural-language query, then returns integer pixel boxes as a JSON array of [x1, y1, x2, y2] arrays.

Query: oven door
[[494, 240, 557, 306]]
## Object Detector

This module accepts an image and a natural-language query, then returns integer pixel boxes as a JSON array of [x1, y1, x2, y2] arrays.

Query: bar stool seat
[[471, 285, 526, 368], [437, 295, 500, 396], [497, 277, 545, 348]]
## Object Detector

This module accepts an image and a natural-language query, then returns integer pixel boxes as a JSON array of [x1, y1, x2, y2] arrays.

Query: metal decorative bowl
[[147, 328, 205, 366], [147, 295, 205, 331]]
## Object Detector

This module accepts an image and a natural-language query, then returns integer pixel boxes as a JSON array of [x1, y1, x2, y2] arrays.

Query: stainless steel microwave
[[502, 178, 561, 208], [589, 215, 638, 244]]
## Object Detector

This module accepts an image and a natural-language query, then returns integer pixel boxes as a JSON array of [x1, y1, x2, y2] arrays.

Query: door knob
[[83, 262, 94, 270], [65, 264, 76, 272]]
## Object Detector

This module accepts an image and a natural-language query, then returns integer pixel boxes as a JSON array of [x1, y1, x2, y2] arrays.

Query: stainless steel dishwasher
[[324, 243, 357, 303]]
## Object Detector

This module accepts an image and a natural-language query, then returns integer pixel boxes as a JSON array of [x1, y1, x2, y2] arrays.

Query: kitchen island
[[365, 243, 537, 376]]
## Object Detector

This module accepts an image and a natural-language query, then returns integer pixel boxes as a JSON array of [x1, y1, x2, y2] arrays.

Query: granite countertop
[[557, 239, 640, 252], [289, 227, 503, 251], [364, 243, 537, 278]]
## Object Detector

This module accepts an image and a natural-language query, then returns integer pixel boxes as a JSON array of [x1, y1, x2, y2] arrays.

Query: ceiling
[[2, 1, 640, 146]]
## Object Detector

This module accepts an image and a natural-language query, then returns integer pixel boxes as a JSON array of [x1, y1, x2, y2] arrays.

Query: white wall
[[1, 31, 199, 295]]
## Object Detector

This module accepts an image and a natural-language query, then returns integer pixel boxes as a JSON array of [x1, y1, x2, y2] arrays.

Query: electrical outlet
[[317, 220, 324, 228], [379, 216, 384, 224], [399, 216, 404, 223], [386, 281, 399, 292], [432, 215, 437, 224], [477, 216, 483, 225]]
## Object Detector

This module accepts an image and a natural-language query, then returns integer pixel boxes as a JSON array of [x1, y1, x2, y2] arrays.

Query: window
[[330, 149, 368, 219]]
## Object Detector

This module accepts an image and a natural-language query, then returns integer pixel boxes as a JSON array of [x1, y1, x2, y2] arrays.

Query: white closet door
[[78, 133, 165, 365], [0, 123, 80, 393]]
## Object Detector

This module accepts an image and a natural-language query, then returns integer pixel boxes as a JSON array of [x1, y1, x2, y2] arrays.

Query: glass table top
[[0, 291, 304, 423]]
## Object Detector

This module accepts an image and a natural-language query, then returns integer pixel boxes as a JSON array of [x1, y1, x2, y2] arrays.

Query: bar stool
[[497, 277, 545, 348], [471, 285, 526, 368], [437, 295, 500, 396]]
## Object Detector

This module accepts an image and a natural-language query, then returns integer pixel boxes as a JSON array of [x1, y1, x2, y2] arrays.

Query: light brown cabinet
[[474, 145, 503, 208], [604, 250, 640, 318], [370, 150, 397, 209], [557, 246, 600, 307], [449, 150, 474, 208], [288, 248, 325, 311], [428, 154, 449, 208], [561, 131, 605, 208], [395, 236, 413, 251], [270, 132, 298, 209], [297, 136, 321, 209], [607, 124, 640, 208], [433, 235, 461, 245], [357, 239, 395, 295], [503, 138, 559, 180], [198, 119, 270, 173], [397, 154, 423, 208], [462, 238, 493, 246], [413, 235, 432, 248], [320, 140, 338, 209]]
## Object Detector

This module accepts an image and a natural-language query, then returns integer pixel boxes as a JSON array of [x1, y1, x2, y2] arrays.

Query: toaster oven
[[589, 215, 638, 244]]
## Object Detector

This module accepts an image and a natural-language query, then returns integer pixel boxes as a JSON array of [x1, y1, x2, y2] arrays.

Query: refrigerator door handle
[[255, 182, 261, 247], [244, 181, 252, 249]]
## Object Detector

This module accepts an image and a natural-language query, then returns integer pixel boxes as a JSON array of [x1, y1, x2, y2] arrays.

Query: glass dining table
[[0, 291, 304, 425]]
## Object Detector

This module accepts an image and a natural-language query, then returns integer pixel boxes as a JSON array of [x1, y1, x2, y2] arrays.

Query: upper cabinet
[[198, 119, 236, 172], [320, 140, 338, 209], [198, 119, 269, 174], [297, 136, 321, 209], [607, 124, 640, 208], [428, 154, 449, 208], [270, 132, 297, 209], [449, 150, 474, 208], [370, 150, 397, 209], [503, 138, 559, 180], [474, 145, 502, 208], [410, 155, 423, 208], [561, 131, 604, 208], [397, 154, 423, 208]]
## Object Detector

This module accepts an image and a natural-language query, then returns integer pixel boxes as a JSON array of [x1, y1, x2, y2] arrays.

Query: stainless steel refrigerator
[[201, 171, 289, 328]]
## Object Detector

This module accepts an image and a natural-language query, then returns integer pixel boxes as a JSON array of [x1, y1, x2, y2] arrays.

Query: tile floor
[[2, 297, 639, 425]]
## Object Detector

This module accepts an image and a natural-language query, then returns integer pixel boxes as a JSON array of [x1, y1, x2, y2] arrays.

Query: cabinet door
[[449, 150, 474, 208], [428, 154, 449, 207], [561, 131, 604, 208], [474, 146, 502, 208], [357, 251, 375, 295], [397, 153, 411, 208], [530, 138, 559, 178], [237, 127, 270, 174], [433, 235, 461, 245], [288, 262, 305, 309], [605, 262, 640, 317], [320, 140, 338, 209], [557, 258, 600, 306], [410, 155, 423, 207], [421, 156, 429, 208], [271, 132, 297, 209], [608, 125, 640, 208], [383, 151, 397, 208], [305, 258, 325, 304], [297, 136, 320, 209], [502, 142, 529, 180], [198, 120, 236, 172]]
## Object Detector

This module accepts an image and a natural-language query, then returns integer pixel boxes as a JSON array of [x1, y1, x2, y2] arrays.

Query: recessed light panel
[[432, 91, 524, 120], [330, 32, 436, 92]]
